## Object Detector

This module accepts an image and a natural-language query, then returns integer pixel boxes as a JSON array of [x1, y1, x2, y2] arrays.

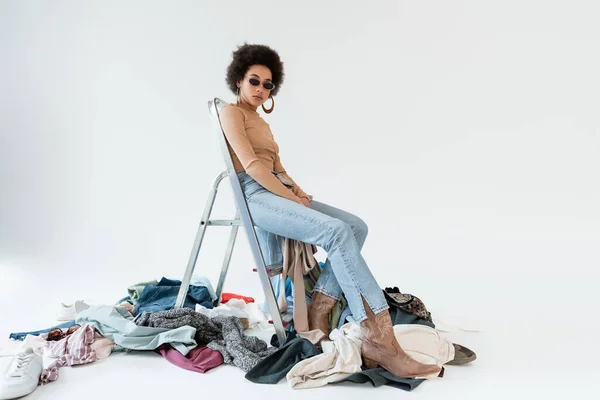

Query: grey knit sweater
[[134, 308, 275, 371]]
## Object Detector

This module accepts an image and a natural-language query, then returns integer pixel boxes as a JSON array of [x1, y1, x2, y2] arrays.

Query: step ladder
[[173, 97, 287, 346]]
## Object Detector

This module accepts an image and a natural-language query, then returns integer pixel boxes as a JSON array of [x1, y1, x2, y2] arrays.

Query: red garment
[[220, 293, 255, 304]]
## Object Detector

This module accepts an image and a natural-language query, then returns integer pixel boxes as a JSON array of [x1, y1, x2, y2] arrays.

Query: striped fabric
[[40, 324, 98, 384]]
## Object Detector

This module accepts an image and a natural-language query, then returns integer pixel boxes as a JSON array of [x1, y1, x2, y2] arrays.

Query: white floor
[[2, 0, 600, 396], [1, 268, 599, 400]]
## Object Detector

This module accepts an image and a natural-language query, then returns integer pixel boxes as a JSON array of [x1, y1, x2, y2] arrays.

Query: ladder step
[[206, 219, 243, 226]]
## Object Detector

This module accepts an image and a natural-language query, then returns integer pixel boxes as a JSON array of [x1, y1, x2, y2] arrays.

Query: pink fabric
[[90, 332, 114, 360], [40, 324, 98, 384], [157, 344, 224, 373]]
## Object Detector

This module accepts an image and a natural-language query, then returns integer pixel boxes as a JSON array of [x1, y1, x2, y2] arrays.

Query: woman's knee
[[352, 217, 369, 239], [324, 219, 354, 242]]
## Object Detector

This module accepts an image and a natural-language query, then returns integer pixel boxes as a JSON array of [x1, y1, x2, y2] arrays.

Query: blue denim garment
[[237, 171, 387, 323], [255, 226, 284, 269], [9, 320, 76, 341], [256, 226, 289, 314], [133, 277, 213, 316]]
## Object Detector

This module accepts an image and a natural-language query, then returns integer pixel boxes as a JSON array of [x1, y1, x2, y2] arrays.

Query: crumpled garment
[[280, 238, 324, 344], [195, 303, 249, 320], [156, 344, 224, 373], [245, 332, 321, 384], [286, 323, 362, 389], [190, 276, 218, 302], [77, 305, 197, 355], [332, 367, 425, 391], [135, 308, 275, 372], [127, 280, 158, 305], [21, 335, 46, 356], [133, 277, 213, 315], [197, 299, 270, 330], [90, 334, 115, 360], [394, 324, 454, 367], [206, 317, 276, 372], [135, 308, 223, 344], [40, 324, 98, 384]]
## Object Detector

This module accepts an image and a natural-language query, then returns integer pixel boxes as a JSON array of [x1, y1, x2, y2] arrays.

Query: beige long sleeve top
[[219, 103, 313, 203]]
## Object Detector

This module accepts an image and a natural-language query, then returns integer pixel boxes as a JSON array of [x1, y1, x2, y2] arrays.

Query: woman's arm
[[273, 154, 313, 201], [220, 106, 302, 204]]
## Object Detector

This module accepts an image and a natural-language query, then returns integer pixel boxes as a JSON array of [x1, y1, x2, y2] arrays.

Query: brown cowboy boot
[[308, 291, 338, 341], [360, 296, 442, 378]]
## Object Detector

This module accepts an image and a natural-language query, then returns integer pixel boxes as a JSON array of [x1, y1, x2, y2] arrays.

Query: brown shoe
[[308, 291, 337, 341], [359, 296, 442, 378]]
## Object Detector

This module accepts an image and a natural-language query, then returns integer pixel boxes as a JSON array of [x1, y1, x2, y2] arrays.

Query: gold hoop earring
[[262, 96, 275, 114]]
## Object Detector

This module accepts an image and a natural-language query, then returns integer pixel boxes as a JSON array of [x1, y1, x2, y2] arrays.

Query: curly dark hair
[[225, 43, 285, 97]]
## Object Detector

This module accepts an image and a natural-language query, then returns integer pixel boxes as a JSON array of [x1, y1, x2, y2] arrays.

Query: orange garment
[[219, 103, 312, 204]]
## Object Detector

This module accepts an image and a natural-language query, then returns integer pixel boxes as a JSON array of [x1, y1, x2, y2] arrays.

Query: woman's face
[[237, 64, 275, 109]]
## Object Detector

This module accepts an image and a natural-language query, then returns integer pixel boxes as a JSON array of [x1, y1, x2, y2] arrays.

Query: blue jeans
[[9, 321, 76, 341], [133, 277, 213, 316], [238, 171, 388, 323]]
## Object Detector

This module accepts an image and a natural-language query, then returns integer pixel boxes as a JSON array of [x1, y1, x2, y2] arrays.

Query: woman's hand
[[300, 197, 311, 208]]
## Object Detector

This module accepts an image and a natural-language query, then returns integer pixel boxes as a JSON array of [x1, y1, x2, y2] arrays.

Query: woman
[[220, 43, 441, 378]]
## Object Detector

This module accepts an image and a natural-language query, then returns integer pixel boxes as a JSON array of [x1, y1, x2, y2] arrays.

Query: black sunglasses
[[248, 77, 275, 91]]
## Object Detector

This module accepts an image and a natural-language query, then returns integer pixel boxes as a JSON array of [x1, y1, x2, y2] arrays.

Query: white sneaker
[[0, 348, 43, 399], [56, 300, 91, 321]]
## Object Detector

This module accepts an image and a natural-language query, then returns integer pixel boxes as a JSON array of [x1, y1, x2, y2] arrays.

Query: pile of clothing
[[0, 275, 476, 399]]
